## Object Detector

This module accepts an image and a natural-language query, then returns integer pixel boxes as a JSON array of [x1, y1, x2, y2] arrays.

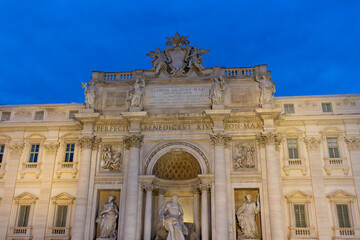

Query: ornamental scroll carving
[[102, 145, 122, 171], [210, 134, 232, 147], [344, 136, 360, 151], [233, 143, 256, 169], [43, 142, 60, 154], [78, 136, 101, 150], [304, 137, 322, 152], [124, 135, 144, 149], [8, 142, 25, 157]]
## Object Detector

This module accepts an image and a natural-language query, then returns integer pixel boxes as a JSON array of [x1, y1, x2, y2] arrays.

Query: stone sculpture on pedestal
[[96, 195, 119, 240], [209, 76, 226, 107], [236, 194, 260, 240], [256, 75, 275, 107], [158, 194, 188, 240], [127, 78, 145, 111], [82, 82, 97, 109]]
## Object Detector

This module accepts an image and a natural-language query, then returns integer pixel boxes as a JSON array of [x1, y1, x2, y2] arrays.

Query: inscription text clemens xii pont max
[[144, 87, 210, 105]]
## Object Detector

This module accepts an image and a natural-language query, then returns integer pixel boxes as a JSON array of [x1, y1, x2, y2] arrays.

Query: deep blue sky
[[0, 0, 359, 105]]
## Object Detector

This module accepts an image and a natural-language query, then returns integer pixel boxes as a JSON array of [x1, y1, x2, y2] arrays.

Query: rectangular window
[[336, 204, 351, 228], [55, 205, 68, 227], [34, 111, 44, 120], [64, 144, 75, 162], [17, 205, 31, 227], [287, 139, 299, 159], [1, 112, 11, 121], [294, 204, 307, 228], [0, 145, 4, 163], [327, 138, 340, 158], [322, 103, 332, 112], [284, 104, 295, 113], [69, 110, 78, 119], [29, 144, 40, 163]]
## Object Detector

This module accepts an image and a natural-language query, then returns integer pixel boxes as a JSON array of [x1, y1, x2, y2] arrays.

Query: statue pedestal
[[211, 104, 225, 110], [96, 238, 116, 240]]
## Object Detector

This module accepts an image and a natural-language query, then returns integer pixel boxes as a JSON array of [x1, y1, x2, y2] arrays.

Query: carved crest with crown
[[146, 33, 209, 77]]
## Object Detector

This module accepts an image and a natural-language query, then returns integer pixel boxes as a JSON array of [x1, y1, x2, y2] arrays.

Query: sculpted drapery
[[236, 194, 260, 239], [96, 195, 119, 239]]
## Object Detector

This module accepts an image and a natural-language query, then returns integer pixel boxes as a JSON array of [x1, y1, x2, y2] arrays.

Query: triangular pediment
[[51, 192, 75, 204], [327, 190, 355, 200], [285, 191, 312, 201], [14, 192, 38, 203]]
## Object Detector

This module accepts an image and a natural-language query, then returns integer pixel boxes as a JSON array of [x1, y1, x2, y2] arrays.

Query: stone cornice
[[124, 135, 144, 149]]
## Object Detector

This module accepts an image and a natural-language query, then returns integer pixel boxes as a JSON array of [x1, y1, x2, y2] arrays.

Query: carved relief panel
[[232, 141, 257, 170], [100, 143, 123, 172]]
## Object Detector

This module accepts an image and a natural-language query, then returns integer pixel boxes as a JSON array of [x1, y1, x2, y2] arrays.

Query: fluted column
[[199, 183, 210, 240], [72, 136, 100, 239], [143, 184, 153, 240], [123, 135, 143, 239], [191, 187, 200, 235], [33, 142, 59, 239], [345, 136, 360, 208], [258, 132, 285, 240], [210, 133, 231, 240], [0, 142, 24, 236], [304, 136, 332, 239]]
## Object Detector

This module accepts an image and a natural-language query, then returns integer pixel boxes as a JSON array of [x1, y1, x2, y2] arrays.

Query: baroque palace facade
[[0, 34, 360, 240]]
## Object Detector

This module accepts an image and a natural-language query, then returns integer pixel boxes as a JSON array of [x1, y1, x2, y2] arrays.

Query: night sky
[[0, 0, 359, 105]]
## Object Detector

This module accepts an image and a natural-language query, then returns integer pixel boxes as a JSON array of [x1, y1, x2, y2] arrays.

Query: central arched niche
[[152, 150, 201, 180]]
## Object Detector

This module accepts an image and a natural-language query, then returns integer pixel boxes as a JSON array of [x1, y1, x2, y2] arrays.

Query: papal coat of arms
[[146, 33, 209, 76]]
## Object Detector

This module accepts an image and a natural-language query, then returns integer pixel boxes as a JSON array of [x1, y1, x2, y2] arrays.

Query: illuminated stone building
[[0, 34, 359, 240]]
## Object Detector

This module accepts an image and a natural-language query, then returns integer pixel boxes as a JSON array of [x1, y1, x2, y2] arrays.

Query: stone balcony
[[8, 226, 33, 239], [55, 161, 78, 178], [289, 227, 317, 239], [19, 162, 42, 178], [333, 227, 360, 239], [283, 158, 307, 176], [46, 227, 71, 239], [324, 158, 349, 175]]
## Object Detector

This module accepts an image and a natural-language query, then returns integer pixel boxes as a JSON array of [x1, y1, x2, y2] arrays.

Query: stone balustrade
[[56, 161, 78, 178], [289, 227, 317, 239], [324, 158, 349, 175], [283, 158, 307, 176], [9, 226, 32, 236], [48, 226, 71, 236], [19, 162, 42, 178], [333, 227, 360, 238], [224, 67, 255, 77]]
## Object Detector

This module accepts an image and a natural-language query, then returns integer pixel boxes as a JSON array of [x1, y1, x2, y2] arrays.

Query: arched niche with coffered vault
[[144, 141, 210, 179]]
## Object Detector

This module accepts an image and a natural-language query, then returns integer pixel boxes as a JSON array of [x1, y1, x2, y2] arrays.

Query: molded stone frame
[[8, 192, 38, 239], [285, 191, 317, 239], [320, 130, 349, 176], [280, 129, 308, 176], [19, 134, 46, 179], [327, 190, 360, 239], [98, 141, 123, 174], [46, 192, 75, 239], [0, 134, 11, 178], [55, 134, 80, 179], [232, 140, 258, 172]]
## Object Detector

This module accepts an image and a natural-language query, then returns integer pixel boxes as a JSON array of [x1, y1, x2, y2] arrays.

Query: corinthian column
[[258, 132, 285, 240], [123, 135, 143, 239], [345, 136, 360, 208], [0, 142, 24, 236], [191, 187, 200, 235], [304, 136, 332, 239], [143, 183, 153, 240], [210, 133, 231, 240], [199, 183, 210, 240], [72, 136, 100, 240]]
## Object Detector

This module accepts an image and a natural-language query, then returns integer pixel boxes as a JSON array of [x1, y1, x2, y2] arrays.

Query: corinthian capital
[[78, 136, 101, 150], [344, 136, 360, 151], [142, 183, 153, 192], [199, 183, 211, 192], [304, 137, 322, 152], [124, 135, 144, 149], [8, 142, 25, 157], [256, 132, 281, 146], [210, 133, 231, 147], [44, 142, 60, 153]]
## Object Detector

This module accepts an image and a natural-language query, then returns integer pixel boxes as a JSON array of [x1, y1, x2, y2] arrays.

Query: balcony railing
[[10, 226, 32, 236], [324, 158, 349, 175], [333, 227, 360, 238], [48, 227, 71, 236], [224, 67, 256, 78], [289, 227, 316, 239], [19, 162, 42, 178], [56, 161, 78, 178], [283, 158, 307, 176]]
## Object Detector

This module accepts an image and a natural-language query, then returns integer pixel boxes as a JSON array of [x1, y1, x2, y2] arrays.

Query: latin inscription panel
[[144, 87, 210, 106]]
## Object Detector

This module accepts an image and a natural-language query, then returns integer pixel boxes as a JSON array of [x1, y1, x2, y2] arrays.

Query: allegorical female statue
[[96, 195, 119, 239], [127, 78, 145, 111], [236, 194, 260, 239], [209, 76, 226, 106], [256, 75, 275, 106], [82, 82, 98, 109], [159, 194, 188, 240]]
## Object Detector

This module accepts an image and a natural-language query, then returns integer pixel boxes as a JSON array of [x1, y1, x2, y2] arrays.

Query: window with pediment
[[281, 131, 307, 176], [55, 136, 79, 179]]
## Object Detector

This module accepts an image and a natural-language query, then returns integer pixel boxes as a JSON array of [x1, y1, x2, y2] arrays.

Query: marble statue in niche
[[233, 143, 256, 169], [236, 194, 260, 240], [102, 145, 122, 171], [255, 75, 275, 107], [209, 76, 226, 106], [127, 78, 145, 111], [96, 195, 119, 240], [82, 82, 98, 109], [158, 194, 188, 240]]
